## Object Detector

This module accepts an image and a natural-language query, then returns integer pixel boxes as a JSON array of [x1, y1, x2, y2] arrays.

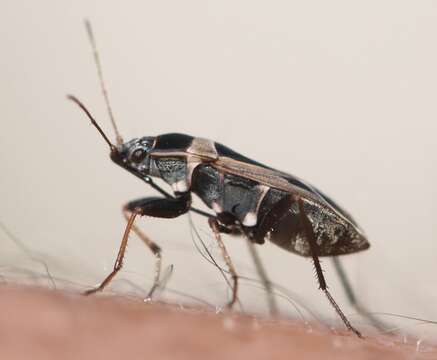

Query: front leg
[[84, 194, 191, 296]]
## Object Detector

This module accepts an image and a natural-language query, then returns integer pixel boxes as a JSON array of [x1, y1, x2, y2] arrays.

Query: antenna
[[84, 19, 123, 146], [67, 95, 116, 152]]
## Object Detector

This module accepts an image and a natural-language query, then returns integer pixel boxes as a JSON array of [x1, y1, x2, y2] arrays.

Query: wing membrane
[[213, 156, 362, 233]]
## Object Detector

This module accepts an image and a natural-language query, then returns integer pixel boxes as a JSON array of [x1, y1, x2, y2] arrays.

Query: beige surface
[[0, 0, 436, 340], [1, 285, 436, 360]]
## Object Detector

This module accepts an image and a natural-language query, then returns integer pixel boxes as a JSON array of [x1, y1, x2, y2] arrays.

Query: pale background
[[1, 1, 436, 338]]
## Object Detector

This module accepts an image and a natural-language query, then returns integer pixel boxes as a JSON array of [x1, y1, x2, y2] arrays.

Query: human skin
[[0, 285, 435, 360]]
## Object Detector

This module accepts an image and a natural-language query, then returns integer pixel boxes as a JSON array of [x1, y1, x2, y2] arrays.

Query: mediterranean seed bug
[[68, 20, 371, 338]]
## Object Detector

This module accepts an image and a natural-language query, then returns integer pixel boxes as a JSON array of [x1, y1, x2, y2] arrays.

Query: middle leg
[[243, 236, 279, 316], [208, 217, 240, 309]]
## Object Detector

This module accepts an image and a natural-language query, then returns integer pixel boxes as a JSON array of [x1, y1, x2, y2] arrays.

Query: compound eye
[[130, 148, 147, 163]]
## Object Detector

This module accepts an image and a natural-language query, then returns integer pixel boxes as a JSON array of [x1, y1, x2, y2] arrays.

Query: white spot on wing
[[172, 179, 188, 193], [212, 201, 222, 213], [242, 212, 257, 227]]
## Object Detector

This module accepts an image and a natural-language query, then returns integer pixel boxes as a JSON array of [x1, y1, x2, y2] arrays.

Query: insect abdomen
[[255, 189, 370, 257]]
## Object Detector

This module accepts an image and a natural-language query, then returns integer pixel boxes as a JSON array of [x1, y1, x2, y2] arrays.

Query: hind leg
[[296, 197, 362, 338], [332, 256, 386, 330]]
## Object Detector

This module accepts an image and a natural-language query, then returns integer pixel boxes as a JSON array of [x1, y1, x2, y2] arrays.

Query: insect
[[69, 21, 370, 337]]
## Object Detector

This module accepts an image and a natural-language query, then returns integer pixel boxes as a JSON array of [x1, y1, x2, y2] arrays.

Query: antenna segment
[[84, 19, 123, 146], [67, 95, 116, 152]]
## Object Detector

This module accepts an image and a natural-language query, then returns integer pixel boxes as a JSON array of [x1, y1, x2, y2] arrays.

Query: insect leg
[[83, 210, 138, 295], [296, 197, 362, 338], [84, 195, 191, 296], [332, 256, 386, 330], [122, 208, 161, 299], [208, 217, 239, 309], [244, 237, 279, 316], [142, 176, 212, 218]]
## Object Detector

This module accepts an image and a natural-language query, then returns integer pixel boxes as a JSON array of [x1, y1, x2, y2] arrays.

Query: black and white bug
[[69, 21, 370, 337]]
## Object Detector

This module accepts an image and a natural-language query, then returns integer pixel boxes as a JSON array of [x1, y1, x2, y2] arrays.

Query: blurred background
[[1, 0, 436, 339]]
